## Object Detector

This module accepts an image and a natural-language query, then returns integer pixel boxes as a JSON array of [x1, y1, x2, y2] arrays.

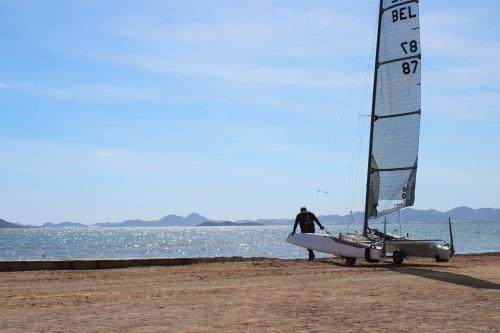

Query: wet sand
[[0, 253, 499, 332]]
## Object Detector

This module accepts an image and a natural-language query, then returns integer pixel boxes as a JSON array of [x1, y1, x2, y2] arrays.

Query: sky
[[0, 0, 499, 225]]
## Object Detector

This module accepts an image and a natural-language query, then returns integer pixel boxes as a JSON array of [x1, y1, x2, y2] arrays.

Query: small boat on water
[[287, 0, 453, 265]]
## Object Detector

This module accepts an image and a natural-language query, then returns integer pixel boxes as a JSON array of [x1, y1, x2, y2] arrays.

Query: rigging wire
[[312, 7, 379, 215], [311, 82, 355, 212], [341, 8, 379, 233], [344, 30, 377, 232], [348, 49, 376, 226]]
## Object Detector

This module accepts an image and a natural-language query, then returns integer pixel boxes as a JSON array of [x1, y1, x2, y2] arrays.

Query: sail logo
[[392, 6, 417, 22], [401, 186, 408, 199]]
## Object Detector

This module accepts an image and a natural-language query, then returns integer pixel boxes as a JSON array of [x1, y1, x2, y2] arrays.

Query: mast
[[363, 0, 383, 235]]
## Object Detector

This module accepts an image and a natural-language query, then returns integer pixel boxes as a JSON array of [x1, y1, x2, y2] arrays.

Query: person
[[291, 207, 325, 260]]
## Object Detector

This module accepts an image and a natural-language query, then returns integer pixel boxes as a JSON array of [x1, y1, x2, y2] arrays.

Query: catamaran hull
[[385, 240, 451, 260], [286, 233, 383, 260]]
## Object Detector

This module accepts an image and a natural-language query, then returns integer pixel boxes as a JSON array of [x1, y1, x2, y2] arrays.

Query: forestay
[[367, 0, 421, 218]]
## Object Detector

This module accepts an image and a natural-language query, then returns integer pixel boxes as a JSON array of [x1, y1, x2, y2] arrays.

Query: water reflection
[[0, 222, 498, 260]]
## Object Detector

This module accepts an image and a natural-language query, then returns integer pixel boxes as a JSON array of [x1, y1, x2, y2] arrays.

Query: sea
[[1, 221, 499, 260]]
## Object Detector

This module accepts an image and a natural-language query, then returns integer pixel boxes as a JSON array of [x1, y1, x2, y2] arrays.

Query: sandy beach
[[0, 253, 499, 333]]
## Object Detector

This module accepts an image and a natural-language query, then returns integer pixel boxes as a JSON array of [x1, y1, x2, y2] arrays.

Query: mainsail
[[365, 0, 421, 223]]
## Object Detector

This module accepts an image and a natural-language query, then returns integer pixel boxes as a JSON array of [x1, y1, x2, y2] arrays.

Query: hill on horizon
[[2, 206, 500, 229], [0, 218, 34, 228]]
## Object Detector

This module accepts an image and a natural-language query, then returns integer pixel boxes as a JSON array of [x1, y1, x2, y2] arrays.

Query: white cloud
[[0, 82, 25, 89], [110, 54, 363, 88], [32, 84, 163, 102], [102, 1, 377, 88]]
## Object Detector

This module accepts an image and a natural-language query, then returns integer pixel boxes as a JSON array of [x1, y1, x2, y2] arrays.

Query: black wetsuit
[[293, 212, 323, 234], [292, 212, 324, 260]]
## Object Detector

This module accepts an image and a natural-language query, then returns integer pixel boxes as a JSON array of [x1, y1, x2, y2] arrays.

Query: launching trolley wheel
[[435, 255, 449, 263], [345, 257, 356, 266], [392, 249, 405, 265]]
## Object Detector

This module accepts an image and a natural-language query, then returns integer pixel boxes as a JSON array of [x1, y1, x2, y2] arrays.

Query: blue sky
[[0, 0, 499, 225]]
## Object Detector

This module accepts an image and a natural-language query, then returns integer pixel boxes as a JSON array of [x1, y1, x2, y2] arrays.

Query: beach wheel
[[345, 257, 356, 266], [435, 255, 449, 263], [392, 249, 405, 265]]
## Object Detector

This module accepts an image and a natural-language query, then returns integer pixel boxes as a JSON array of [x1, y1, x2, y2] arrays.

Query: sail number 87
[[400, 40, 419, 74], [402, 60, 418, 74], [401, 40, 418, 54]]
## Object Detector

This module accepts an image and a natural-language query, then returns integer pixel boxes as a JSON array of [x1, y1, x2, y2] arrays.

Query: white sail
[[367, 0, 421, 218]]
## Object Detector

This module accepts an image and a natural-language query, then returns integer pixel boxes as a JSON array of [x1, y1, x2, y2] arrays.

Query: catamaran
[[287, 0, 453, 265]]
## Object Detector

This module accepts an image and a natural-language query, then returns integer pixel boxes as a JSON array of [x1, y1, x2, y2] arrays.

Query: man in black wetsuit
[[291, 207, 325, 260]]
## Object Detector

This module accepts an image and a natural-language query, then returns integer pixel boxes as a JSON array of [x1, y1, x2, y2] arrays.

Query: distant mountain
[[94, 219, 153, 228], [373, 207, 500, 223], [42, 221, 87, 228], [197, 221, 263, 227], [236, 218, 293, 226], [445, 206, 500, 222], [157, 213, 206, 226], [93, 213, 208, 228], [236, 207, 500, 225], [4, 207, 500, 228], [49, 213, 210, 228], [0, 218, 34, 228]]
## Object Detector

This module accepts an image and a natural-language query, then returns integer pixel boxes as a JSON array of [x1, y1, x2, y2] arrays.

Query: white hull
[[286, 233, 383, 260], [384, 240, 452, 260]]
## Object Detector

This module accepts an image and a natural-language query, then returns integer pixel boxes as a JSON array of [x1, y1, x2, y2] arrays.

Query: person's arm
[[292, 216, 299, 235], [312, 214, 324, 230]]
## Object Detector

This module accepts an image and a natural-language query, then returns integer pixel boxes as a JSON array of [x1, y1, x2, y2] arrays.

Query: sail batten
[[375, 109, 420, 120], [379, 53, 420, 66], [383, 0, 419, 12], [365, 0, 421, 220]]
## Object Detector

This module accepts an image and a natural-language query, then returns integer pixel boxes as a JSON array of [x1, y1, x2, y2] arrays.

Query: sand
[[0, 253, 499, 333]]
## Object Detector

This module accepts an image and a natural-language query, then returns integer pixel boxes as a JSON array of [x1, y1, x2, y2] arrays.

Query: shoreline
[[1, 252, 499, 272]]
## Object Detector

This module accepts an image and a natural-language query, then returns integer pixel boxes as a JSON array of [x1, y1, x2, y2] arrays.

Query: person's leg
[[308, 249, 315, 260]]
